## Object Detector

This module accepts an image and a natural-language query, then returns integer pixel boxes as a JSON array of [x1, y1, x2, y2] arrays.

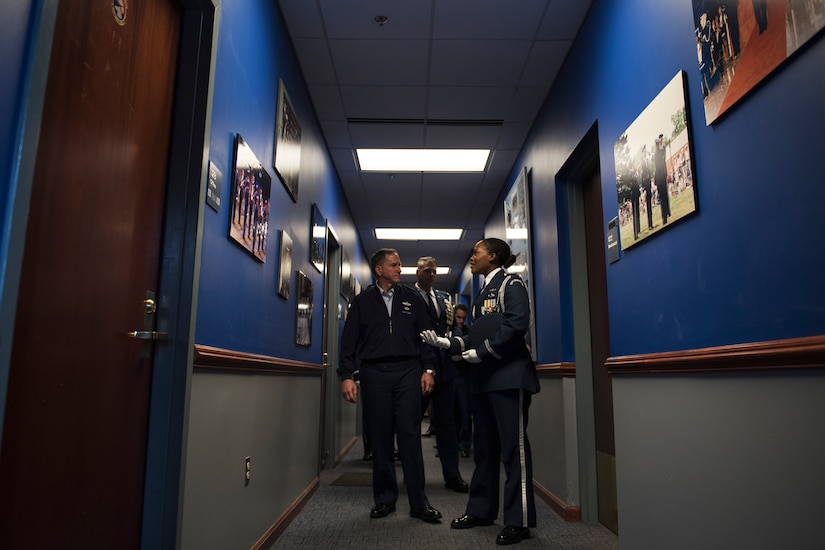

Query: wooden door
[[0, 1, 181, 547]]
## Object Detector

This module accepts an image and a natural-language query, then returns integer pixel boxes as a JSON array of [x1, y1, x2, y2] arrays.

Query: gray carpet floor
[[270, 430, 619, 549]]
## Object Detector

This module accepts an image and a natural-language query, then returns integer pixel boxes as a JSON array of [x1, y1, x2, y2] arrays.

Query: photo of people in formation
[[230, 134, 272, 262], [614, 72, 698, 251], [693, 0, 825, 124]]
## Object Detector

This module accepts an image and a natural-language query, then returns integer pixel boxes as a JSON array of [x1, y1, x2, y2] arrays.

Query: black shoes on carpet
[[370, 504, 442, 523], [369, 503, 396, 518], [409, 505, 443, 523], [451, 515, 530, 545], [444, 475, 469, 493], [496, 525, 531, 545], [450, 514, 493, 529]]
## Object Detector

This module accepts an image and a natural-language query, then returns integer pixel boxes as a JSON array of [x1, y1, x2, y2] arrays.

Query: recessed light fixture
[[401, 266, 450, 276], [356, 149, 490, 172], [375, 228, 463, 240]]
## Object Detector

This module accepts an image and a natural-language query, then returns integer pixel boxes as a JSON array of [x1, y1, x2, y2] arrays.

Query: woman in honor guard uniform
[[421, 238, 539, 545]]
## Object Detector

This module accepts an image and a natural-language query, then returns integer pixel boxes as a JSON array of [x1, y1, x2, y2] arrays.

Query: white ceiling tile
[[330, 40, 429, 86], [320, 0, 433, 39], [433, 0, 549, 39], [341, 85, 428, 119], [426, 86, 514, 120], [348, 123, 426, 148], [429, 40, 533, 86]]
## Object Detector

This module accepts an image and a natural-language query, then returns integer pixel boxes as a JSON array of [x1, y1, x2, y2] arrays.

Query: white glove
[[420, 330, 450, 349], [462, 350, 481, 363]]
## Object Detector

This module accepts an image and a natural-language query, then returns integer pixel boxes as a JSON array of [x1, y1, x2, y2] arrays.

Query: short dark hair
[[454, 303, 468, 313], [370, 248, 398, 274]]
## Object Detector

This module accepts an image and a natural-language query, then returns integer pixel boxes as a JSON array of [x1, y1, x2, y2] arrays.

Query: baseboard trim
[[533, 479, 581, 522], [251, 477, 320, 549]]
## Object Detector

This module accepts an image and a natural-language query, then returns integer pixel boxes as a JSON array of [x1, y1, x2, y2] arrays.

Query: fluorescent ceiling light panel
[[401, 266, 450, 275], [357, 149, 490, 172], [375, 228, 463, 240]]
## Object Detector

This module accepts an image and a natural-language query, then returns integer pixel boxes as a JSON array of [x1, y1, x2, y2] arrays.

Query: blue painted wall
[[196, 0, 365, 359], [501, 0, 825, 361]]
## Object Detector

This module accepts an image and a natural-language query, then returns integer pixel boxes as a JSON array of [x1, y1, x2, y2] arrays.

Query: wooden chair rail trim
[[193, 344, 323, 375], [536, 362, 576, 376], [605, 334, 825, 375]]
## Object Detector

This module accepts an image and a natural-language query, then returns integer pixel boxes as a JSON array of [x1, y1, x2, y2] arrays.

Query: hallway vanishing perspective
[[272, 432, 618, 549]]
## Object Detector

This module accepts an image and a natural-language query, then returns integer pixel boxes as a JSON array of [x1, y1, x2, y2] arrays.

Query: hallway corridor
[[271, 429, 619, 549]]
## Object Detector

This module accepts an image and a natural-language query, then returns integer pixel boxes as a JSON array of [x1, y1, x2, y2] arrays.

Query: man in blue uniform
[[338, 248, 442, 523], [414, 256, 469, 493]]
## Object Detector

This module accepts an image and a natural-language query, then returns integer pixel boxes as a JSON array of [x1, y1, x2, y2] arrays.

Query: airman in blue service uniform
[[421, 238, 539, 545], [339, 248, 443, 523], [414, 256, 469, 494]]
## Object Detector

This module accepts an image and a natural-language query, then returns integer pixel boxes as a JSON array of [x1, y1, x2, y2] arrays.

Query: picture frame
[[229, 134, 272, 262], [692, 0, 825, 125], [614, 71, 698, 251], [295, 270, 313, 347], [503, 166, 537, 362], [274, 79, 301, 202], [310, 203, 326, 273], [277, 230, 293, 299]]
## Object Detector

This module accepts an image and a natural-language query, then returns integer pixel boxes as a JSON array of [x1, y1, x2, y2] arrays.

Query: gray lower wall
[[613, 370, 825, 550], [531, 376, 579, 506], [180, 370, 321, 549]]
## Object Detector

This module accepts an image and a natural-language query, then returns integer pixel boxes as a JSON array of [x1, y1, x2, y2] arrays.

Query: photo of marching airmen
[[614, 72, 698, 251], [230, 134, 272, 263]]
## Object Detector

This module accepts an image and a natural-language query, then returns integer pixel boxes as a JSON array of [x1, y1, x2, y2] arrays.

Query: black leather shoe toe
[[450, 514, 494, 529], [369, 503, 396, 519], [496, 525, 530, 545], [445, 476, 469, 493], [410, 505, 442, 523]]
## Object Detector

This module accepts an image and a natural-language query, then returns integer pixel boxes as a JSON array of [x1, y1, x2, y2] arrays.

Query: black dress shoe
[[496, 525, 530, 545], [460, 449, 471, 458], [450, 514, 494, 529], [410, 505, 442, 523], [369, 503, 396, 519], [362, 451, 373, 461], [444, 476, 469, 493]]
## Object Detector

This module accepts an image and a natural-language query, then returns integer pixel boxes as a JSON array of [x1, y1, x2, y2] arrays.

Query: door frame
[[321, 224, 343, 469], [558, 123, 608, 525], [0, 2, 220, 549]]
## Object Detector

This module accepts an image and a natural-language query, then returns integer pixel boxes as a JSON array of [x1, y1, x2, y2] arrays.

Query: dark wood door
[[0, 1, 181, 547]]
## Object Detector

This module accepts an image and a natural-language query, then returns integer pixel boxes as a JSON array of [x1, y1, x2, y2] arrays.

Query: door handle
[[127, 330, 168, 341]]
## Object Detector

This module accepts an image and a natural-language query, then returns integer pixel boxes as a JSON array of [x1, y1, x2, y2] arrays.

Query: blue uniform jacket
[[449, 270, 539, 394], [338, 283, 435, 380]]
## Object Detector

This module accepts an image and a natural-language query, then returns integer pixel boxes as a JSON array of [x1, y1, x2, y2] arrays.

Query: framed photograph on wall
[[503, 166, 537, 362], [310, 203, 326, 273], [295, 270, 313, 347], [692, 1, 825, 125], [274, 79, 301, 202], [614, 71, 698, 251], [229, 134, 271, 262], [277, 230, 293, 299]]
